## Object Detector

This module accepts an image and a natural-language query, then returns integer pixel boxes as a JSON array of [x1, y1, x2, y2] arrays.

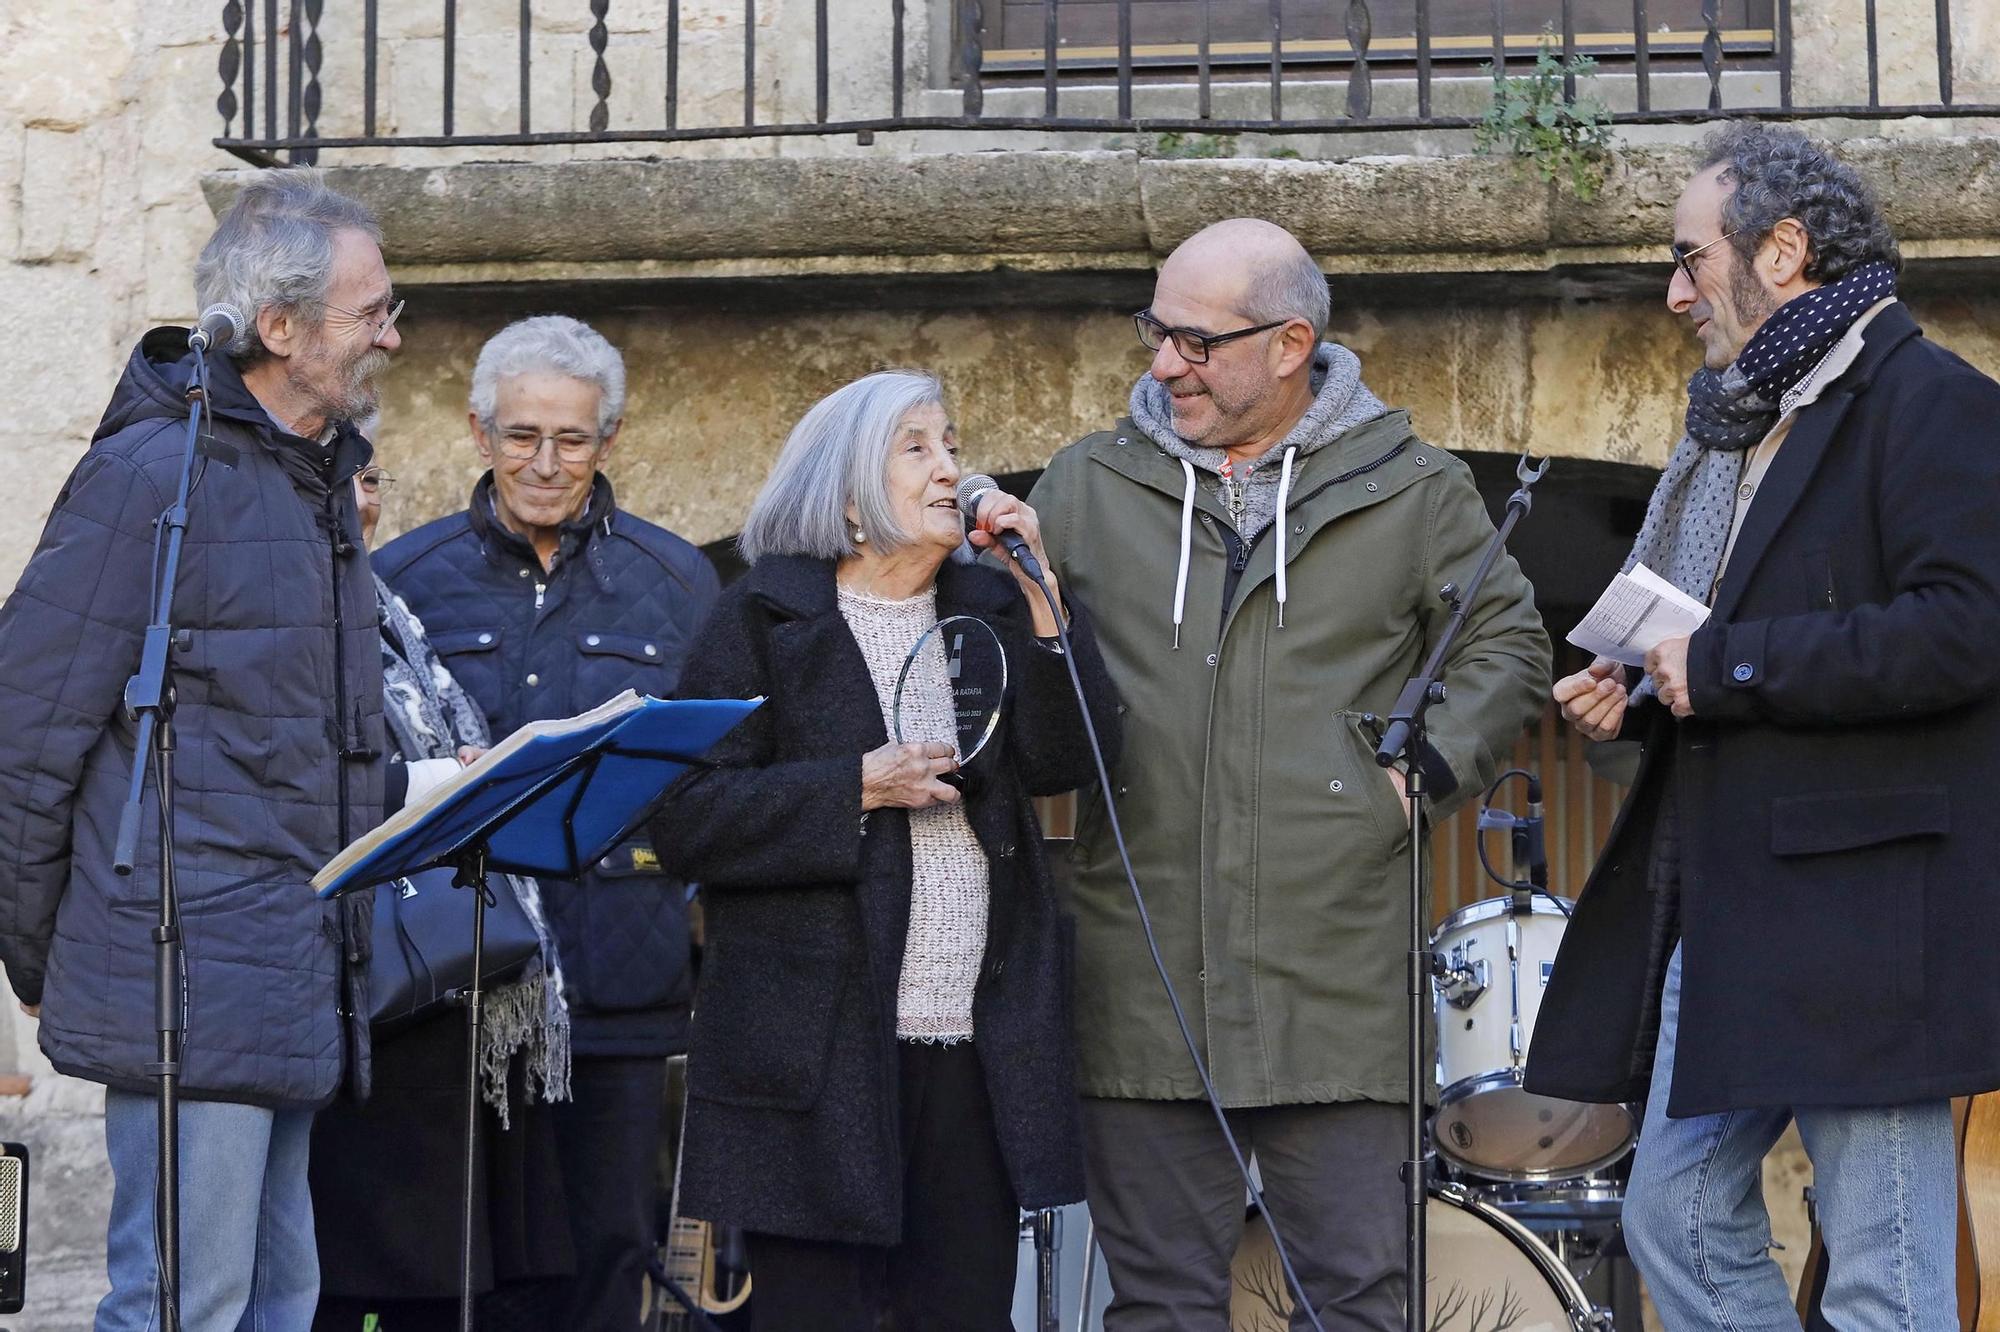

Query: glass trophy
[[891, 615, 1008, 788]]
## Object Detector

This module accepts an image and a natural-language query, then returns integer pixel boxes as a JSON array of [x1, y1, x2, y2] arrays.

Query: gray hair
[[1240, 244, 1330, 343], [738, 370, 946, 563], [194, 168, 382, 361], [1700, 122, 1901, 282], [469, 315, 627, 437]]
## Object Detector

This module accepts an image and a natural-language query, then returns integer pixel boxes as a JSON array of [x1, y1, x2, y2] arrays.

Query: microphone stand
[[1369, 452, 1548, 1332], [110, 333, 220, 1332]]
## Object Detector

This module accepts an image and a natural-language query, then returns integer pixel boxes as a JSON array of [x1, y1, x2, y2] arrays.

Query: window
[[979, 0, 1777, 73]]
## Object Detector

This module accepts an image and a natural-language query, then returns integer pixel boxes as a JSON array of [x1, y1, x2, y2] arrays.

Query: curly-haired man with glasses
[[1532, 122, 2000, 1331]]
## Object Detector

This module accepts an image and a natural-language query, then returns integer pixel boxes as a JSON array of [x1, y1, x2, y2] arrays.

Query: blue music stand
[[314, 694, 760, 1332]]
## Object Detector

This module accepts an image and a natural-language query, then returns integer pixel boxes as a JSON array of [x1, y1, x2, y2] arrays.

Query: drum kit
[[1020, 789, 1647, 1332]]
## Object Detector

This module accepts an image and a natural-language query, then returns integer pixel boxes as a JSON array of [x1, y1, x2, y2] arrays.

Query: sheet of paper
[[1565, 563, 1711, 667]]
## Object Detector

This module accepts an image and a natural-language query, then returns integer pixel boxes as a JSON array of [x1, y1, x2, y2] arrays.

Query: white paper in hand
[[1566, 563, 1711, 667]]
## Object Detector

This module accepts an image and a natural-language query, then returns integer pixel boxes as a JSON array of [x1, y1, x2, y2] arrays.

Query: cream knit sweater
[[838, 583, 989, 1042]]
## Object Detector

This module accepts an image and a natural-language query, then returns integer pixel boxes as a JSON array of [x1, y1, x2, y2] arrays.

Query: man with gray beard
[[0, 169, 399, 1331]]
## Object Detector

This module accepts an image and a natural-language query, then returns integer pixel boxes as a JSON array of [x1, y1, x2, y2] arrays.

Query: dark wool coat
[[0, 330, 385, 1107], [375, 474, 720, 1057], [1527, 304, 2000, 1116], [652, 554, 1121, 1245]]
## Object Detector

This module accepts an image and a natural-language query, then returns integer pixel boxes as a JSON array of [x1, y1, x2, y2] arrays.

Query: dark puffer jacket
[[0, 329, 385, 1107], [374, 474, 720, 1056]]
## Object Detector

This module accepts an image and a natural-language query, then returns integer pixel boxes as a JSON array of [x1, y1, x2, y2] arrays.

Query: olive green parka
[[1030, 409, 1550, 1106]]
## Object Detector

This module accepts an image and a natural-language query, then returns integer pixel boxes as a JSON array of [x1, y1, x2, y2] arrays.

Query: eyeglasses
[[356, 468, 396, 494], [1133, 310, 1292, 365], [1670, 230, 1742, 283], [495, 427, 603, 463], [326, 297, 406, 342]]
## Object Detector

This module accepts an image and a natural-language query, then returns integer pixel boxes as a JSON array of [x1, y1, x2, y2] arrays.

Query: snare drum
[[1431, 897, 1635, 1182], [1231, 1185, 1601, 1332]]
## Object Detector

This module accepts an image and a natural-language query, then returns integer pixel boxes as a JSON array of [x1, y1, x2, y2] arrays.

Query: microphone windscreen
[[956, 473, 1000, 513]]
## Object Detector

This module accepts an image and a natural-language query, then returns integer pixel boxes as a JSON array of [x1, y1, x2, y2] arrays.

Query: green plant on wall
[[1476, 32, 1615, 199]]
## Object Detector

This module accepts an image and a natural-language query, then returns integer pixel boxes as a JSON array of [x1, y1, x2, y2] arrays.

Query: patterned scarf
[[377, 578, 572, 1120], [1628, 262, 1898, 608]]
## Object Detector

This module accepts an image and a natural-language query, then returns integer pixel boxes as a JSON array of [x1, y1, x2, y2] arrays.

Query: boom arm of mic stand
[[1372, 454, 1549, 793]]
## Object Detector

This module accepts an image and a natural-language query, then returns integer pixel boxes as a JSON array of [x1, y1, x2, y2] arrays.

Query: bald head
[[1161, 219, 1329, 344]]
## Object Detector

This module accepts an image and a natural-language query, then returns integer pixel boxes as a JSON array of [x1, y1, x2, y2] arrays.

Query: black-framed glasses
[[326, 297, 406, 342], [1133, 310, 1291, 365], [496, 427, 603, 463], [1670, 230, 1742, 283], [356, 467, 396, 494]]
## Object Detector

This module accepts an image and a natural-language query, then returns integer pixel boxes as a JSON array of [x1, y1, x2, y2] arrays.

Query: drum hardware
[[1438, 945, 1489, 1010]]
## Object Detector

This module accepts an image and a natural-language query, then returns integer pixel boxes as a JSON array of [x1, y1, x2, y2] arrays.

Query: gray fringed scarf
[[1130, 342, 1389, 542], [378, 579, 572, 1122]]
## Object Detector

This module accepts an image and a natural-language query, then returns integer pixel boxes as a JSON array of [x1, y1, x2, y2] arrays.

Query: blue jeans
[[1624, 946, 1957, 1332], [97, 1089, 319, 1332]]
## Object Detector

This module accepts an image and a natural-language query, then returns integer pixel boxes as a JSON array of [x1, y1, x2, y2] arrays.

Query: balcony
[[210, 0, 1992, 163]]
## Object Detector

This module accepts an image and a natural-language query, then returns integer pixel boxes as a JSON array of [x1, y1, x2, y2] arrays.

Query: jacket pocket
[[428, 626, 505, 711], [1798, 549, 1841, 613], [688, 935, 845, 1112], [572, 840, 690, 1015], [1770, 786, 1949, 856], [1766, 787, 1940, 1023], [1332, 709, 1408, 849]]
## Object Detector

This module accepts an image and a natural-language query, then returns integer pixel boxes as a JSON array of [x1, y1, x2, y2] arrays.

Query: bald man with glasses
[[1028, 218, 1548, 1331]]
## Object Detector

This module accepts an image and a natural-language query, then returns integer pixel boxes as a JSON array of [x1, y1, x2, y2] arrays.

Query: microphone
[[1522, 774, 1548, 891], [188, 304, 247, 354], [957, 473, 1046, 583]]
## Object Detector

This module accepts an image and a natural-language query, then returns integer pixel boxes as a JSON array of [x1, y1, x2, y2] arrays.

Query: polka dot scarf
[[1626, 259, 1898, 627], [1685, 260, 1899, 451]]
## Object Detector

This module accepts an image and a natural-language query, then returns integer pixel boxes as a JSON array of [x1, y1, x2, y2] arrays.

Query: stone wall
[[365, 284, 2000, 551]]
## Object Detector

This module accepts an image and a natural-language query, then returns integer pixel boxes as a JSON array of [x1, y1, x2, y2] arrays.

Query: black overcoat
[[652, 553, 1121, 1245], [1527, 304, 2000, 1116]]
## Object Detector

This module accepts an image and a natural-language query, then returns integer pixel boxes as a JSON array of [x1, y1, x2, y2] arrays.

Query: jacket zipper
[[534, 578, 546, 612], [1210, 438, 1415, 640], [328, 496, 350, 847]]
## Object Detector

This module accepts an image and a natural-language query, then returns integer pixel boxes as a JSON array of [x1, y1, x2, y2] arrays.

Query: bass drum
[[1230, 1186, 1599, 1332]]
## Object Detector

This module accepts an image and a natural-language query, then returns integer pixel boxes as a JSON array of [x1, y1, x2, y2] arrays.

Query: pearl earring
[[852, 527, 867, 544]]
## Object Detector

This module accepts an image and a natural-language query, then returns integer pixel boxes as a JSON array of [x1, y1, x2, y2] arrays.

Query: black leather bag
[[368, 866, 542, 1033]]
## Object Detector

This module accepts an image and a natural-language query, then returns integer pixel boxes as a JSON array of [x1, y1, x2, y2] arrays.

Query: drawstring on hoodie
[[1274, 446, 1297, 629], [1172, 459, 1196, 649]]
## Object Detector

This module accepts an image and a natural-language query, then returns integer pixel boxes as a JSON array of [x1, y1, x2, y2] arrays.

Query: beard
[[291, 334, 392, 424], [1718, 257, 1779, 368], [1165, 373, 1261, 446]]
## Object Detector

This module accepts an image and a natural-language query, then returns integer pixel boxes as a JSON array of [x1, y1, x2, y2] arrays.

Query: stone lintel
[[201, 136, 2000, 290]]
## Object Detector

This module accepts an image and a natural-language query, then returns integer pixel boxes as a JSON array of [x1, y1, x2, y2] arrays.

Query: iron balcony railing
[[213, 0, 1993, 165]]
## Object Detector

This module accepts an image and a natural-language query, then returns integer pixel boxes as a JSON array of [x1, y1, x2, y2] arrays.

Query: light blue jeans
[[1623, 945, 1957, 1332], [96, 1089, 319, 1332]]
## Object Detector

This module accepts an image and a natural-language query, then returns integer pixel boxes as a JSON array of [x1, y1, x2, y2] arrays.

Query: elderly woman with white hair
[[654, 369, 1121, 1330]]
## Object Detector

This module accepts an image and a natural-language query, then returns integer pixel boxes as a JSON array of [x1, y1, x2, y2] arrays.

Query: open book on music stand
[[313, 689, 761, 1332]]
